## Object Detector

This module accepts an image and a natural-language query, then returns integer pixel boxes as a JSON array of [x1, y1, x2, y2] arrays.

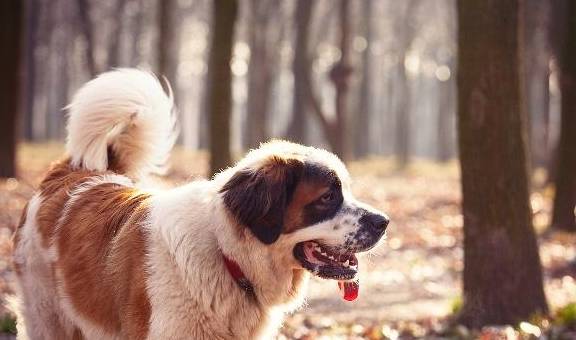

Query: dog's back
[[12, 69, 177, 340]]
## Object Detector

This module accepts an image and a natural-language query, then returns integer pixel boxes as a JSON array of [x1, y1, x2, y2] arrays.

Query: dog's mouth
[[293, 241, 360, 301]]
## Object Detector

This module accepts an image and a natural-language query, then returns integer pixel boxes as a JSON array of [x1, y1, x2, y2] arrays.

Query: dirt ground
[[1, 144, 575, 339]]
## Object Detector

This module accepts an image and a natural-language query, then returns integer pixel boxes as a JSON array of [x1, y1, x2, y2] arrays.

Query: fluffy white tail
[[66, 69, 177, 177]]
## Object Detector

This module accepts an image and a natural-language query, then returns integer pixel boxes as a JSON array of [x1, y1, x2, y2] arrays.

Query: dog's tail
[[65, 68, 177, 177]]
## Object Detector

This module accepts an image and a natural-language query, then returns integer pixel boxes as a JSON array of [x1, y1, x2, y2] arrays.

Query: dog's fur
[[12, 69, 388, 340]]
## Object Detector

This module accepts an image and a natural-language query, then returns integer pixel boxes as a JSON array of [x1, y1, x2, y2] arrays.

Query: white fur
[[15, 70, 387, 339], [13, 195, 76, 339], [66, 69, 177, 177]]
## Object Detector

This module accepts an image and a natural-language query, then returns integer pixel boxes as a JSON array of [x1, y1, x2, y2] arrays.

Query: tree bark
[[0, 0, 24, 178], [437, 60, 455, 162], [457, 0, 548, 327], [107, 0, 128, 68], [328, 0, 353, 161], [393, 0, 418, 169], [245, 0, 282, 149], [395, 64, 410, 168], [524, 0, 552, 169], [286, 0, 313, 144], [207, 0, 237, 176], [76, 0, 98, 77], [22, 0, 39, 141], [157, 0, 179, 84], [354, 0, 373, 159], [551, 0, 576, 232]]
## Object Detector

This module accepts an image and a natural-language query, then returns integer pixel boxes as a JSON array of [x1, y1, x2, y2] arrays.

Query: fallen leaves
[[0, 146, 575, 339]]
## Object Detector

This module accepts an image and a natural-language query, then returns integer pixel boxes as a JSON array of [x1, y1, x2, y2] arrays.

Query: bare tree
[[207, 0, 238, 176], [0, 0, 24, 177], [297, 0, 354, 161], [157, 0, 179, 83], [394, 0, 419, 168], [107, 0, 128, 68], [327, 0, 354, 160], [286, 0, 313, 144], [457, 0, 548, 326], [551, 0, 576, 232], [354, 0, 373, 158], [244, 0, 284, 149], [22, 0, 40, 140], [76, 0, 98, 76]]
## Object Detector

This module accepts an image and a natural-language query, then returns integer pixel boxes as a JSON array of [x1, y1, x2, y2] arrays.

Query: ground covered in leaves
[[0, 144, 575, 339]]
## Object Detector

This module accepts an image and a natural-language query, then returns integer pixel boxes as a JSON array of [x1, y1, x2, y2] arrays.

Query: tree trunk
[[76, 0, 98, 77], [393, 0, 418, 169], [354, 0, 373, 158], [207, 0, 237, 176], [157, 0, 179, 84], [457, 0, 548, 327], [395, 63, 410, 168], [128, 0, 144, 66], [0, 0, 24, 178], [437, 61, 455, 162], [107, 0, 128, 68], [244, 0, 282, 150], [524, 0, 551, 168], [551, 0, 576, 232], [286, 0, 313, 144], [22, 0, 39, 141], [329, 0, 353, 161]]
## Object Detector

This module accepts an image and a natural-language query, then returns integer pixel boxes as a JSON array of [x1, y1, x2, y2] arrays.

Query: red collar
[[222, 254, 255, 297]]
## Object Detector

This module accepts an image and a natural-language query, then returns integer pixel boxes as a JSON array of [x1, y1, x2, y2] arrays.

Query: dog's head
[[219, 141, 389, 286]]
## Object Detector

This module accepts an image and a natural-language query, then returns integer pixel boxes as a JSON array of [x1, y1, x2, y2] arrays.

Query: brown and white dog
[[12, 69, 389, 340]]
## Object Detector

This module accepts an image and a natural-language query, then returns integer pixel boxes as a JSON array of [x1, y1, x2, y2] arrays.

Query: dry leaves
[[0, 146, 575, 339]]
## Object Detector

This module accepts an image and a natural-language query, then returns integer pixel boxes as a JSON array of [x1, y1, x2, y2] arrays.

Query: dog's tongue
[[338, 280, 359, 301]]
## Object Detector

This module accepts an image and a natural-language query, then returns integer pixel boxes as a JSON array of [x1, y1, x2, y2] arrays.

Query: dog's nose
[[361, 213, 389, 234]]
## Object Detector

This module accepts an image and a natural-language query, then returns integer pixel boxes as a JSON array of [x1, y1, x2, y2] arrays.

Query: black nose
[[360, 213, 389, 234]]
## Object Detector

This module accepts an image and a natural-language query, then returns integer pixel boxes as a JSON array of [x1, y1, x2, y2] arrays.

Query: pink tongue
[[338, 280, 359, 301]]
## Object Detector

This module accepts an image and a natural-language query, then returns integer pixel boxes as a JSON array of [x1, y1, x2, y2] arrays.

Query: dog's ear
[[220, 156, 303, 244]]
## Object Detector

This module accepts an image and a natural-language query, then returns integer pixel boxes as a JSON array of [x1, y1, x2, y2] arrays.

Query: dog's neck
[[222, 253, 256, 299], [149, 181, 310, 337]]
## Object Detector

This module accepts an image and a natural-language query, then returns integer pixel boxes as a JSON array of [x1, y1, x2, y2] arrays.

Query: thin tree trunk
[[77, 0, 98, 77], [157, 0, 179, 83], [329, 0, 353, 161], [0, 0, 24, 178], [128, 0, 144, 66], [457, 0, 548, 327], [524, 0, 551, 168], [245, 0, 280, 149], [108, 0, 128, 68], [286, 0, 313, 144], [395, 63, 410, 168], [208, 0, 237, 176], [551, 0, 576, 232], [22, 0, 39, 141], [437, 61, 455, 162], [354, 0, 373, 158]]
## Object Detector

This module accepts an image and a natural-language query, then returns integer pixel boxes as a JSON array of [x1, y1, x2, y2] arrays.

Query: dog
[[12, 69, 389, 340]]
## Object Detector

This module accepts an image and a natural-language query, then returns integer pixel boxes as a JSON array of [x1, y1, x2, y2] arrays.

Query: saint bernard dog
[[12, 69, 389, 340]]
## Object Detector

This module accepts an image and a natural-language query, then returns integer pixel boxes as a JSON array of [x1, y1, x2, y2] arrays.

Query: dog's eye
[[319, 191, 335, 204]]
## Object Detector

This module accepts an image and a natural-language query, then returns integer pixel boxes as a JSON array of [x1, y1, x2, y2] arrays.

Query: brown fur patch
[[283, 181, 329, 233], [55, 183, 151, 338], [36, 159, 103, 248]]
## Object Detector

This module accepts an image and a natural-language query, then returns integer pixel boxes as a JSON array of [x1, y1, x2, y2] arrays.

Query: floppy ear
[[220, 156, 302, 244]]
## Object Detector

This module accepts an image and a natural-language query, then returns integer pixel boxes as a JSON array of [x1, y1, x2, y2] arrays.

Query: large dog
[[12, 69, 389, 340]]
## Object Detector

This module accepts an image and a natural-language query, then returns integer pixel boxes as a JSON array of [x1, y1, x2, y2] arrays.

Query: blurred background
[[0, 0, 576, 339]]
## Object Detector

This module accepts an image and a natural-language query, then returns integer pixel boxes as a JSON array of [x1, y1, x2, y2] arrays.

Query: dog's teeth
[[328, 255, 335, 260], [343, 260, 350, 267], [321, 252, 328, 256]]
